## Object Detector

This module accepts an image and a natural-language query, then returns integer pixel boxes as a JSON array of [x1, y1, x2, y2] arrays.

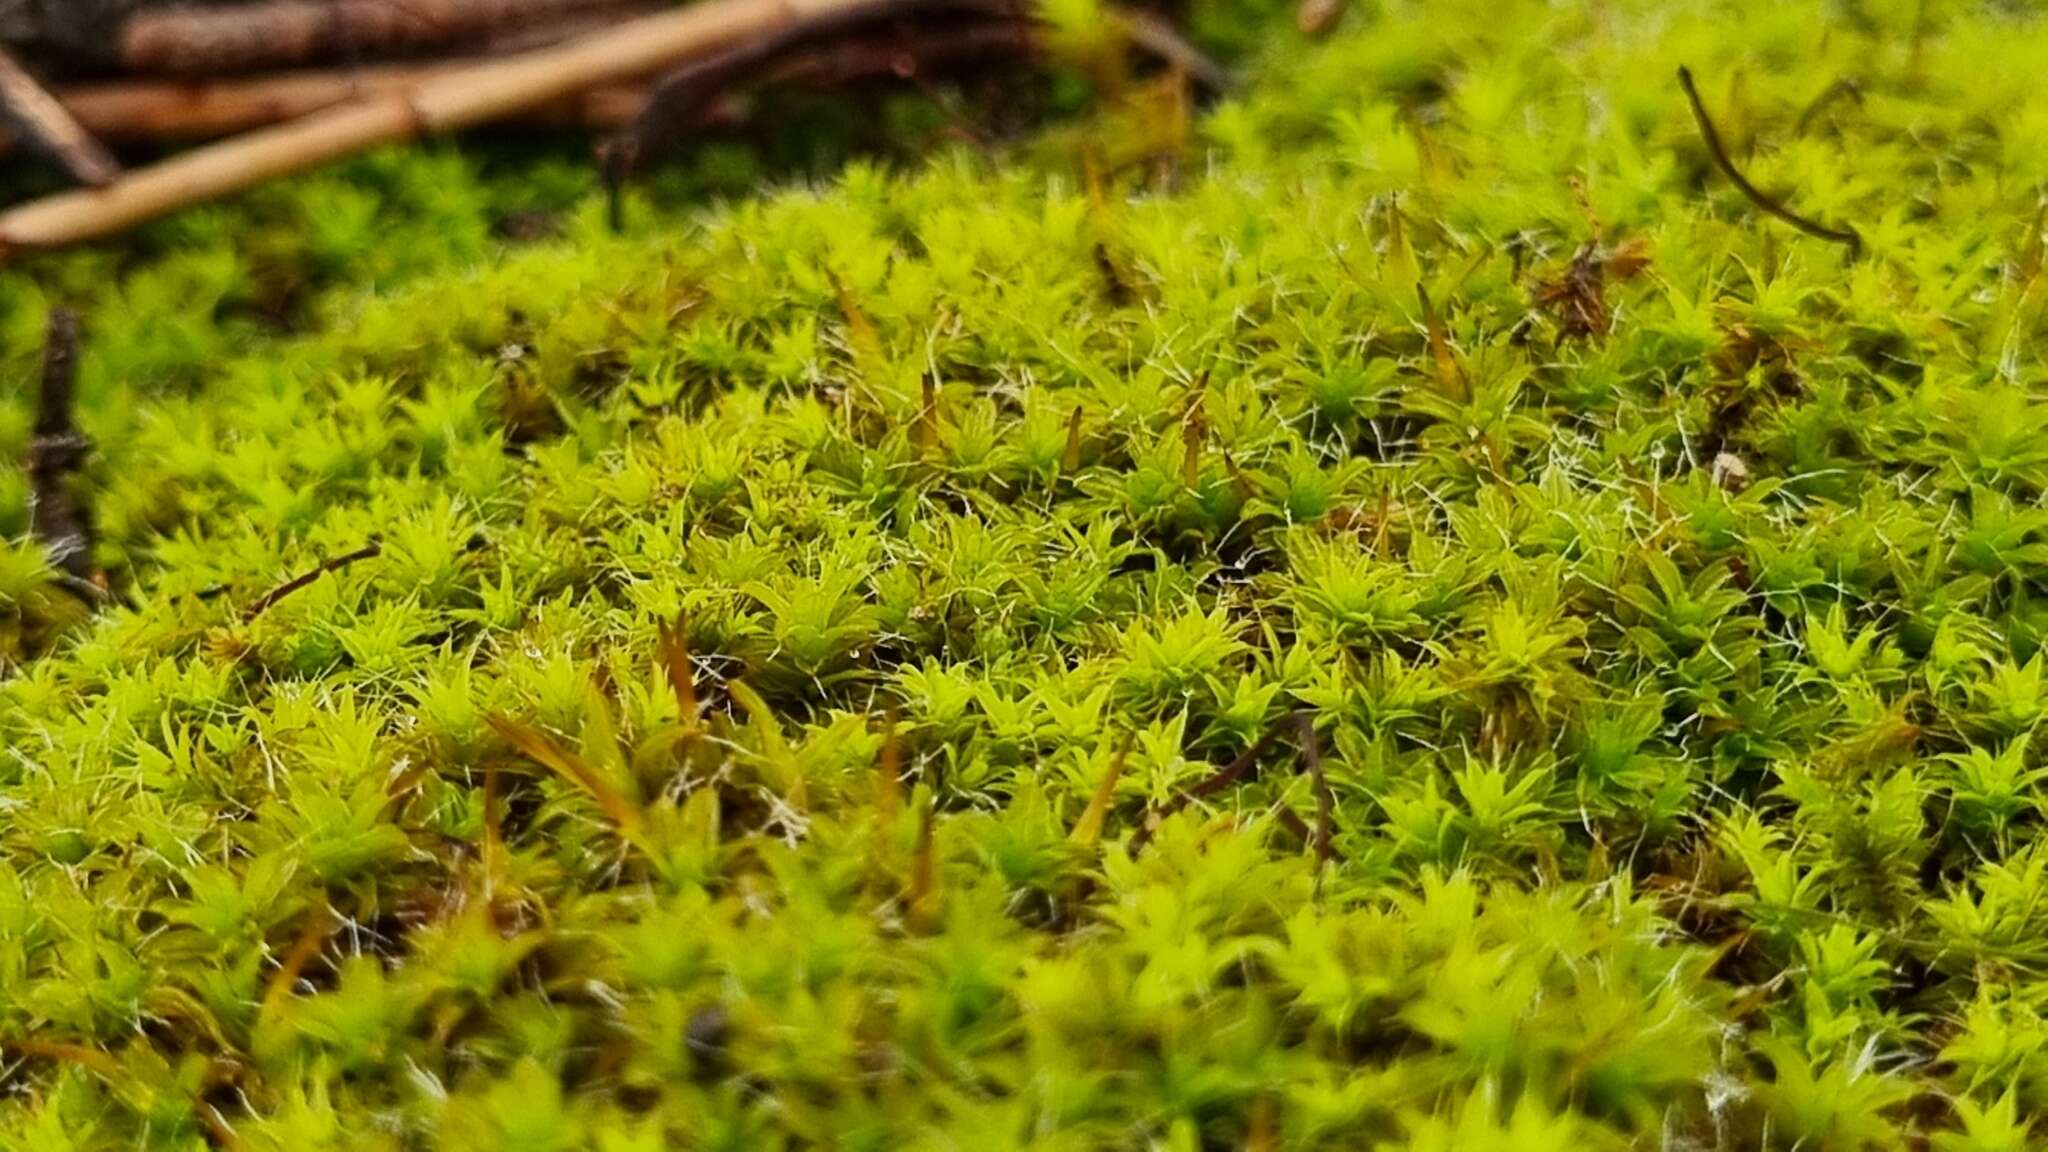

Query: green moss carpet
[[6, 0, 2048, 1146]]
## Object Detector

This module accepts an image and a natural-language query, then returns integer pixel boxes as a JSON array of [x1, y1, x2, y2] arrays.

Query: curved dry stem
[[1678, 65, 1861, 258]]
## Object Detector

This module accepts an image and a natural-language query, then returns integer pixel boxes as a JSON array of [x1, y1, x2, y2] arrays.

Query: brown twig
[[1129, 723, 1284, 855], [1294, 712, 1335, 871], [0, 67, 646, 156], [117, 0, 629, 75], [1093, 240, 1134, 305], [916, 372, 942, 453], [875, 704, 904, 830], [257, 901, 338, 1027], [601, 0, 1040, 194], [0, 1037, 124, 1081], [0, 45, 119, 186], [1129, 713, 1343, 866], [27, 309, 100, 598], [1677, 65, 1861, 257], [600, 0, 1226, 220], [244, 542, 382, 620], [0, 0, 887, 257]]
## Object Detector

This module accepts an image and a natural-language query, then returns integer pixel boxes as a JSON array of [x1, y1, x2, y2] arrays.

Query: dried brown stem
[[875, 704, 904, 829], [0, 0, 878, 257], [1129, 723, 1284, 855], [245, 542, 382, 620], [1129, 712, 1341, 864], [0, 67, 645, 155], [1294, 712, 1334, 871], [601, 0, 1038, 190], [0, 46, 119, 186], [1069, 730, 1134, 847], [1677, 65, 1861, 257], [601, 0, 1225, 219], [118, 0, 630, 75], [27, 309, 99, 594], [489, 713, 649, 849]]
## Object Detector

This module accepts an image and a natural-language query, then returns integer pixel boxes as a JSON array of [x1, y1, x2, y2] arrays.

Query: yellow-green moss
[[5, 0, 2048, 1147]]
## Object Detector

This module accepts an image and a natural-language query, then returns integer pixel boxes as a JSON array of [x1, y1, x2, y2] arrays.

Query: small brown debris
[[1532, 235, 1652, 342]]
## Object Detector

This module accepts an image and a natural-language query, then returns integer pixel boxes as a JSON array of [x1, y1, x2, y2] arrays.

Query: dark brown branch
[[602, 0, 1040, 199], [1093, 241, 1134, 306], [0, 46, 118, 186], [1128, 712, 1343, 866], [1129, 722, 1284, 855], [117, 0, 629, 75], [0, 68, 648, 157], [245, 542, 382, 621], [600, 0, 1225, 226], [1677, 65, 1861, 257], [1294, 712, 1335, 871], [3, 0, 792, 255], [27, 309, 100, 597]]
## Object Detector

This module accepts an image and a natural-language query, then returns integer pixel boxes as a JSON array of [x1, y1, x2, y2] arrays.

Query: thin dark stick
[[600, 0, 1225, 228], [0, 47, 120, 187], [1677, 66, 1860, 257], [27, 309, 100, 596], [602, 0, 1040, 202], [1295, 712, 1335, 872], [1129, 722, 1284, 855], [1793, 77, 1863, 136], [244, 542, 382, 621]]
